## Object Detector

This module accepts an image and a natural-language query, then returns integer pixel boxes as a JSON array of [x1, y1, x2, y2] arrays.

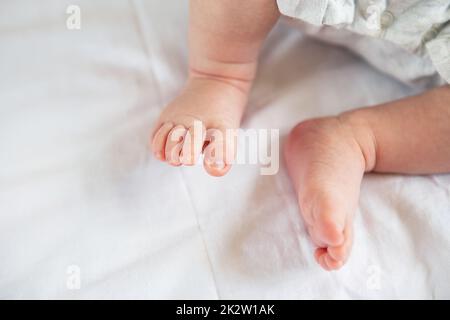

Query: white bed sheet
[[0, 0, 449, 299]]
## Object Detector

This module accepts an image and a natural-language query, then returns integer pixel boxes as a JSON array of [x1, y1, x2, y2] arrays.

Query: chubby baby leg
[[285, 86, 450, 270], [151, 0, 279, 176]]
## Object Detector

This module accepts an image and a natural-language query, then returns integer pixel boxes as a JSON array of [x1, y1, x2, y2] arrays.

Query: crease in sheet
[[128, 0, 221, 299]]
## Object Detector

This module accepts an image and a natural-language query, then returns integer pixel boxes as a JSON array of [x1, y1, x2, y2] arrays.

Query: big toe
[[180, 122, 206, 166], [314, 221, 353, 270], [202, 128, 235, 177], [203, 159, 232, 177], [315, 248, 344, 271]]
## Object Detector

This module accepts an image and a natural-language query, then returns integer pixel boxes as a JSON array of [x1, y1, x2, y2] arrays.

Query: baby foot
[[285, 115, 376, 270], [151, 77, 249, 176]]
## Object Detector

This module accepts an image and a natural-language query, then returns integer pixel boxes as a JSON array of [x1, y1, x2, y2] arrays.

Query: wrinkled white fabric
[[1, 0, 449, 299], [277, 0, 450, 85]]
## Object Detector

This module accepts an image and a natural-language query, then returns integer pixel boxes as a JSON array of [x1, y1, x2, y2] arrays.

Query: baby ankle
[[338, 111, 378, 172]]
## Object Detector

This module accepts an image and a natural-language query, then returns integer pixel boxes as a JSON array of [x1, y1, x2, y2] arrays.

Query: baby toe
[[165, 125, 187, 166], [327, 223, 353, 263], [202, 128, 235, 177], [315, 249, 331, 271], [314, 247, 342, 270], [203, 140, 232, 177], [203, 158, 232, 177], [181, 122, 206, 166], [324, 253, 344, 270], [151, 122, 174, 161]]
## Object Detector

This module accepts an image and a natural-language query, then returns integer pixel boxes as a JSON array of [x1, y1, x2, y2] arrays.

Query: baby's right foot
[[151, 75, 250, 176], [285, 115, 376, 270]]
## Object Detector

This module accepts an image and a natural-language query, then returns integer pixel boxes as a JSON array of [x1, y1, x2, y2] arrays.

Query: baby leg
[[285, 86, 450, 270], [152, 0, 279, 176]]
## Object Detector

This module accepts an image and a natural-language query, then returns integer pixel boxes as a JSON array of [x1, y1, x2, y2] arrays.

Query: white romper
[[277, 0, 450, 87]]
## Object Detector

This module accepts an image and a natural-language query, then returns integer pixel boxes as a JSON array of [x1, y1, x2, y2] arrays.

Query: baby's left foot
[[285, 115, 376, 270], [151, 76, 249, 176]]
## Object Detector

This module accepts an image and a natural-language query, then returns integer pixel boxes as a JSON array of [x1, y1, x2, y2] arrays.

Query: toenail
[[212, 161, 225, 169]]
